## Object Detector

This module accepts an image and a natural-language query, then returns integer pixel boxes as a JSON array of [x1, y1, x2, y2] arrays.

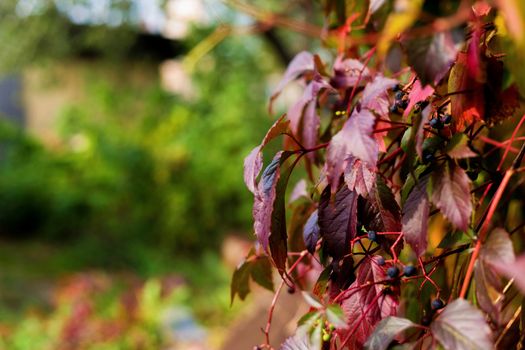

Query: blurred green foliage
[[0, 33, 274, 270]]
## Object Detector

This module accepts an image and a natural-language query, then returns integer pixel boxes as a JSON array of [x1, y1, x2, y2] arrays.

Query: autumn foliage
[[233, 1, 525, 349]]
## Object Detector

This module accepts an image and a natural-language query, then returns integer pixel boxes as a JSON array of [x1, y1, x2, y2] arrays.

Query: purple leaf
[[318, 186, 358, 260], [303, 209, 320, 254], [287, 78, 332, 158], [326, 109, 378, 191], [270, 51, 314, 111], [280, 334, 310, 350], [289, 179, 308, 203], [252, 151, 294, 272], [243, 116, 290, 194], [404, 29, 464, 85], [331, 56, 371, 89], [361, 75, 398, 118], [493, 254, 525, 295], [364, 316, 415, 350], [430, 299, 492, 350], [430, 162, 472, 231], [344, 157, 376, 198], [402, 176, 430, 257]]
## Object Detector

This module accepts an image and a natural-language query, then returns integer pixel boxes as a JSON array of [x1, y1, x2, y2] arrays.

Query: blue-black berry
[[467, 170, 478, 181], [431, 298, 445, 310], [387, 266, 399, 278], [390, 104, 399, 114], [423, 151, 434, 164], [367, 230, 377, 242], [397, 99, 408, 109], [403, 265, 417, 277], [442, 114, 452, 124], [287, 286, 296, 294], [377, 256, 386, 266], [392, 84, 401, 92], [395, 91, 405, 100], [429, 118, 443, 129]]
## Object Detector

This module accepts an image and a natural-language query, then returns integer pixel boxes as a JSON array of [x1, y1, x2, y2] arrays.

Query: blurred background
[[0, 0, 321, 348]]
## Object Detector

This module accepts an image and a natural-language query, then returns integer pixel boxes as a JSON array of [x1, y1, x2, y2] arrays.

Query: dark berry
[[387, 266, 400, 278], [421, 315, 432, 326], [392, 84, 401, 92], [431, 298, 445, 310], [377, 256, 386, 266], [397, 99, 408, 109], [442, 114, 452, 124], [467, 170, 478, 181], [403, 265, 417, 277], [429, 118, 443, 129], [390, 104, 399, 114], [287, 286, 296, 294], [395, 91, 405, 100], [423, 151, 435, 164], [367, 230, 377, 242]]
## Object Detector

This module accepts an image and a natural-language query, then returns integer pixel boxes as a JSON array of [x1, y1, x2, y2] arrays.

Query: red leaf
[[344, 157, 376, 198], [430, 299, 493, 350], [448, 52, 484, 130], [243, 116, 290, 194], [430, 162, 472, 231], [402, 176, 430, 257], [403, 80, 434, 118], [339, 256, 399, 349], [270, 51, 314, 111], [404, 29, 464, 85], [318, 186, 358, 260], [326, 109, 378, 191]]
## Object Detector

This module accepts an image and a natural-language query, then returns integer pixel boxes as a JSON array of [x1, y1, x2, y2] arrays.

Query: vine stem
[[459, 142, 525, 298], [263, 250, 308, 346]]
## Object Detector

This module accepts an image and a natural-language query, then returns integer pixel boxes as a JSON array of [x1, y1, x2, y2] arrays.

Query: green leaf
[[438, 230, 471, 249], [250, 256, 274, 292], [326, 304, 347, 328], [446, 134, 476, 159], [364, 316, 415, 350], [230, 260, 252, 304]]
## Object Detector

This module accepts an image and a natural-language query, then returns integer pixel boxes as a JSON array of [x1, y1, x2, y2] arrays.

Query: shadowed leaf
[[364, 316, 415, 350], [303, 209, 320, 254], [318, 186, 358, 260], [430, 161, 472, 231], [402, 176, 429, 257]]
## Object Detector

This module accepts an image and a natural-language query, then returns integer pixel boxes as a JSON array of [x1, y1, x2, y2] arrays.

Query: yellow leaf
[[377, 0, 423, 56]]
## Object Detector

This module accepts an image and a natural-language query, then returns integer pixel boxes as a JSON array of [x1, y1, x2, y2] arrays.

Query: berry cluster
[[390, 85, 408, 113]]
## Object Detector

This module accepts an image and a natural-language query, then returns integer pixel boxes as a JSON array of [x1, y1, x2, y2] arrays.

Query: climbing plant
[[233, 1, 525, 349]]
